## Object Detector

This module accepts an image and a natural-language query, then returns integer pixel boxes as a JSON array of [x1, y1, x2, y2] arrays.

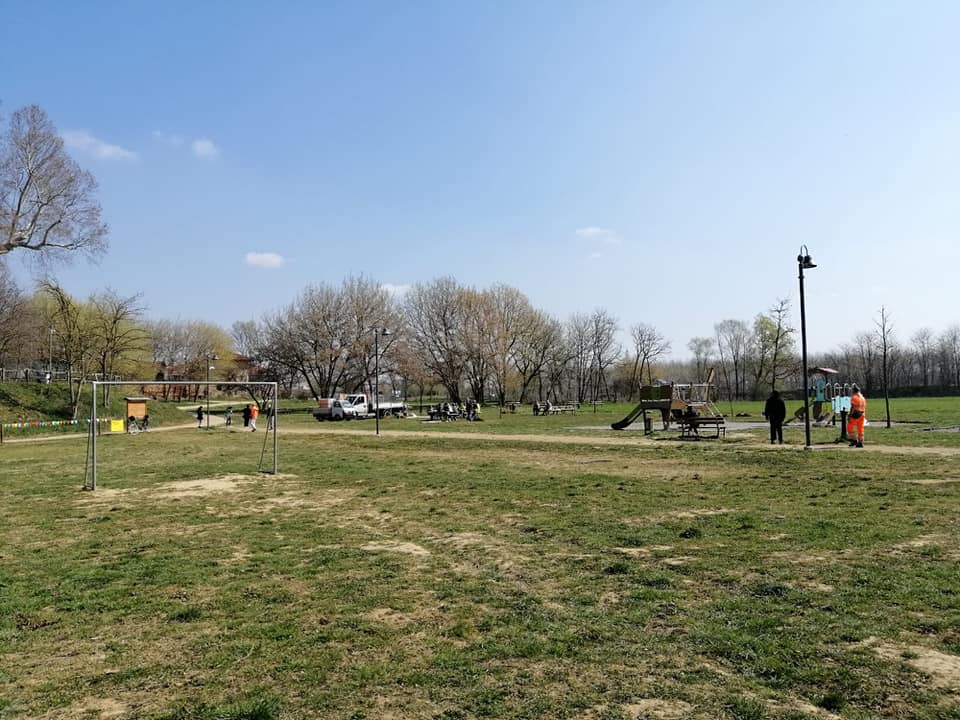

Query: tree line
[[3, 103, 959, 406], [6, 266, 957, 412]]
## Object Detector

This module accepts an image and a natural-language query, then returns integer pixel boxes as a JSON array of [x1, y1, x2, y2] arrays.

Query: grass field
[[3, 400, 960, 719]]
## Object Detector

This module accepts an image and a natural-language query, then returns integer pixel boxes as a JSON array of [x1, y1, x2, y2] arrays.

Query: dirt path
[[7, 421, 960, 457], [277, 425, 960, 456]]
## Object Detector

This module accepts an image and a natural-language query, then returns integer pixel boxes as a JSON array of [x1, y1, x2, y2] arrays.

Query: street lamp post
[[206, 354, 218, 430], [797, 246, 817, 449], [372, 328, 391, 436], [48, 327, 55, 379]]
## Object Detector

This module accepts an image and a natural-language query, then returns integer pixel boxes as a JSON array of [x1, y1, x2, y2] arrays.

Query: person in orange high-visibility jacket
[[847, 385, 866, 448]]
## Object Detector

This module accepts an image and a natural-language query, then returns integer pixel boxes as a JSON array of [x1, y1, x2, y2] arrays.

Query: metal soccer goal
[[82, 380, 279, 491]]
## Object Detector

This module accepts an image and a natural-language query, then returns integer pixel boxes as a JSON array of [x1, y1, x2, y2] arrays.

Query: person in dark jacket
[[242, 404, 252, 428], [763, 390, 787, 445]]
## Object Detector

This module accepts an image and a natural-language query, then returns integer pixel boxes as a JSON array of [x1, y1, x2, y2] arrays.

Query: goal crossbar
[[84, 380, 279, 491]]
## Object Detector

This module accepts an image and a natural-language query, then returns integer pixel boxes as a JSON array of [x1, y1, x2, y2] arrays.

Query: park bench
[[678, 416, 726, 439]]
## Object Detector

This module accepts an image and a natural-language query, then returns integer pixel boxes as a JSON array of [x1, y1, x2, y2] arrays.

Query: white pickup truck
[[345, 394, 408, 419], [312, 398, 361, 421]]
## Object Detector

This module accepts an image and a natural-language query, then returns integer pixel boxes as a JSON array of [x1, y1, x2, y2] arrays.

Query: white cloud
[[191, 138, 220, 158], [575, 226, 622, 246], [245, 252, 285, 269], [152, 130, 184, 148], [382, 283, 411, 298], [61, 130, 137, 161]]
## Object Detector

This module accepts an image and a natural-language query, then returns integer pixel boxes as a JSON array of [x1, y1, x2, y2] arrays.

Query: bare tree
[[460, 287, 494, 403], [589, 308, 621, 402], [484, 284, 532, 405], [566, 313, 592, 402], [512, 310, 562, 403], [766, 298, 795, 392], [340, 276, 401, 396], [937, 325, 960, 389], [258, 285, 349, 400], [401, 277, 467, 402], [910, 327, 935, 387], [0, 263, 30, 367], [629, 322, 671, 395], [89, 289, 149, 402], [715, 319, 751, 400], [1, 105, 108, 264], [38, 281, 97, 417], [687, 337, 713, 383], [874, 306, 894, 428], [231, 320, 262, 359], [749, 298, 795, 397]]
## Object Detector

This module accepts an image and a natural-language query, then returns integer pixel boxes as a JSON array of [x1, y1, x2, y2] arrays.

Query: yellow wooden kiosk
[[124, 397, 149, 432]]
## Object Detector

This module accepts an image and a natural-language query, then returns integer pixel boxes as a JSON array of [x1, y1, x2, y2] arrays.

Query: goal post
[[84, 380, 279, 491]]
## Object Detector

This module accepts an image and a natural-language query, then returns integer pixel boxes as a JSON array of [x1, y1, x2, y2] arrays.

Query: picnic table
[[677, 415, 726, 439], [537, 403, 579, 415]]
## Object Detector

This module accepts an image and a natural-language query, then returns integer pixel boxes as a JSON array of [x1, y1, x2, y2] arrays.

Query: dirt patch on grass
[[598, 591, 622, 608], [430, 531, 531, 578], [365, 606, 430, 627], [361, 540, 430, 556], [768, 698, 841, 718], [219, 545, 251, 565], [158, 473, 273, 497], [39, 697, 128, 719], [614, 545, 675, 558], [788, 579, 835, 592], [628, 508, 732, 525], [865, 638, 960, 689], [901, 477, 960, 485], [768, 549, 852, 565], [894, 533, 949, 549], [577, 699, 694, 719], [78, 473, 300, 503]]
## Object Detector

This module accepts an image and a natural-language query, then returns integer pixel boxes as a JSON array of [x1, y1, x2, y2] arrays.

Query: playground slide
[[611, 404, 645, 430]]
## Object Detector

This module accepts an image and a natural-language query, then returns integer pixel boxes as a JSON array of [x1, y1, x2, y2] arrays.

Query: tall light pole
[[206, 354, 218, 430], [372, 328, 391, 436], [48, 327, 55, 379], [797, 246, 817, 449]]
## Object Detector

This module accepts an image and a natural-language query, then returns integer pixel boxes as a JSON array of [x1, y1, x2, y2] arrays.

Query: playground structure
[[786, 367, 856, 428], [611, 369, 723, 433]]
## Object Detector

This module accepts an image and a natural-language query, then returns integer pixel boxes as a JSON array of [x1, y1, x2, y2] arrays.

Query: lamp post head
[[381, 328, 391, 337], [797, 245, 816, 270]]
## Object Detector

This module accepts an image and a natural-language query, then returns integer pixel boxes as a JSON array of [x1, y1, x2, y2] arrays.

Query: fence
[[0, 417, 111, 444], [0, 369, 122, 383]]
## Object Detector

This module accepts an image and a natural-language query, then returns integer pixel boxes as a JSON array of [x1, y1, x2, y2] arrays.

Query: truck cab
[[312, 398, 359, 421]]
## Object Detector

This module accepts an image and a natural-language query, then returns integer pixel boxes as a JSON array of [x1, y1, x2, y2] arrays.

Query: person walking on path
[[763, 389, 787, 445], [250, 404, 259, 431], [847, 384, 867, 447], [224, 406, 233, 427], [242, 404, 251, 428], [196, 405, 204, 429], [266, 403, 275, 431]]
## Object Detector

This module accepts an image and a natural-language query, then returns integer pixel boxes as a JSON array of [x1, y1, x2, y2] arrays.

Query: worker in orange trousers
[[847, 384, 866, 448]]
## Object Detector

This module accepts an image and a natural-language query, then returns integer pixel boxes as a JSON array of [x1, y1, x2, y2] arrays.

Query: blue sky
[[4, 0, 959, 355]]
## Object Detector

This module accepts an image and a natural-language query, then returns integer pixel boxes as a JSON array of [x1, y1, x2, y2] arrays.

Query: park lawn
[[2, 425, 960, 719]]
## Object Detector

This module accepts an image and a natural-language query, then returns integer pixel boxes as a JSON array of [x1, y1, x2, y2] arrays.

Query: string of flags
[[1, 418, 111, 430]]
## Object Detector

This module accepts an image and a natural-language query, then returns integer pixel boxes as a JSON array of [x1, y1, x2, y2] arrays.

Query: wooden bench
[[678, 416, 726, 439]]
